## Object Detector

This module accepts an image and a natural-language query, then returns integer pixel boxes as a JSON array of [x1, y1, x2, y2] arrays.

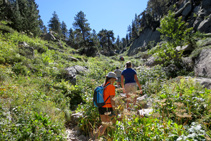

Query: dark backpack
[[93, 83, 111, 107]]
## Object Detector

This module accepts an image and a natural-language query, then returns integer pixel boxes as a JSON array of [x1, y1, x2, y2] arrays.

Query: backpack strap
[[103, 83, 111, 104], [103, 83, 111, 88]]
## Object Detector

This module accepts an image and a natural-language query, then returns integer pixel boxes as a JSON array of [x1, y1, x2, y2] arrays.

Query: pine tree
[[68, 28, 74, 41], [98, 29, 107, 50], [90, 29, 99, 47], [73, 11, 91, 44], [48, 11, 61, 35], [67, 28, 75, 47], [126, 34, 129, 46], [97, 29, 115, 53], [61, 21, 68, 39], [39, 17, 47, 34], [116, 35, 120, 49], [0, 0, 8, 20], [2, 0, 41, 36], [131, 20, 138, 40], [107, 30, 115, 51], [121, 37, 127, 48], [127, 25, 132, 42]]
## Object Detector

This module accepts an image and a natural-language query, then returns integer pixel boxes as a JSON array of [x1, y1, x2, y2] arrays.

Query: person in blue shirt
[[121, 61, 142, 109]]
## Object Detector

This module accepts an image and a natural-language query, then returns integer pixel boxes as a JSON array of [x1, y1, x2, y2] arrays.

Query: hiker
[[114, 67, 122, 87], [120, 56, 124, 61], [95, 72, 117, 138], [121, 61, 142, 109]]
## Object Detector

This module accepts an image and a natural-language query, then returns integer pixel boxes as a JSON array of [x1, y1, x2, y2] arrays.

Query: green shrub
[[154, 78, 211, 125], [0, 57, 5, 64], [0, 107, 64, 140], [54, 80, 83, 110], [12, 63, 29, 75], [137, 65, 167, 95], [150, 10, 193, 66]]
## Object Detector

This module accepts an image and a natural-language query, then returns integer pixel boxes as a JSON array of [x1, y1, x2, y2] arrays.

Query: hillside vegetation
[[0, 22, 211, 140], [1, 0, 211, 140]]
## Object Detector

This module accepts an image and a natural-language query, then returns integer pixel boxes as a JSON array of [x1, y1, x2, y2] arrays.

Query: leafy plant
[[149, 10, 193, 66]]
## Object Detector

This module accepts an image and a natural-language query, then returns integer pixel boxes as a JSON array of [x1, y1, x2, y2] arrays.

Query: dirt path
[[65, 93, 153, 141]]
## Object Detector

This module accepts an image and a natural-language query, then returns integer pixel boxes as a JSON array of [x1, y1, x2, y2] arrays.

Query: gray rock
[[182, 2, 192, 18], [71, 112, 83, 124], [193, 17, 203, 31], [175, 1, 191, 17], [78, 135, 87, 141], [197, 15, 211, 33], [128, 28, 160, 56], [18, 42, 34, 58], [43, 31, 56, 41], [194, 49, 211, 78], [182, 57, 194, 70], [64, 65, 88, 84], [202, 0, 211, 13], [193, 5, 200, 13], [67, 56, 79, 62], [176, 44, 194, 53], [145, 55, 163, 67], [185, 77, 211, 89]]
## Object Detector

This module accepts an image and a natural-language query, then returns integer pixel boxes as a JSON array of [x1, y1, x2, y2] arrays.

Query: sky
[[35, 0, 148, 39]]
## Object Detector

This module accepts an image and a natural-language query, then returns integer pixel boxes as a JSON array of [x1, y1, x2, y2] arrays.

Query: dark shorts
[[98, 107, 113, 115], [117, 77, 121, 83]]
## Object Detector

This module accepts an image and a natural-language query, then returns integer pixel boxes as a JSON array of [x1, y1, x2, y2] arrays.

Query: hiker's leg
[[125, 83, 133, 109], [125, 85, 130, 109], [110, 114, 116, 124], [95, 115, 109, 138], [117, 77, 121, 87], [125, 83, 137, 109], [131, 83, 137, 105]]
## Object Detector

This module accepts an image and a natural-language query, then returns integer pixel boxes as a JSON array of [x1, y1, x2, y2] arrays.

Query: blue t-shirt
[[121, 68, 136, 84]]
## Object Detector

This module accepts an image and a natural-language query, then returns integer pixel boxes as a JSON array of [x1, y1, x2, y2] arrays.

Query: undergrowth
[[0, 25, 211, 140]]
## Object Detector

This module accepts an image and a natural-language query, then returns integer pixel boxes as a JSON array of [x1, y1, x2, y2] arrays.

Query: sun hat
[[106, 72, 117, 79]]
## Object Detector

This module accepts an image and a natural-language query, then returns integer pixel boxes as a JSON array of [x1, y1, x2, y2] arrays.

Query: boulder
[[194, 49, 211, 78], [43, 31, 56, 41], [64, 65, 88, 84], [70, 112, 83, 125], [182, 57, 194, 70], [67, 56, 79, 62], [182, 2, 192, 18], [145, 55, 163, 67], [45, 44, 64, 53], [18, 42, 34, 58], [197, 15, 211, 33], [175, 1, 191, 17], [202, 0, 211, 13], [193, 5, 200, 13], [176, 44, 195, 55], [128, 28, 160, 56], [134, 51, 150, 60], [193, 17, 203, 31], [164, 64, 180, 78], [185, 77, 211, 89]]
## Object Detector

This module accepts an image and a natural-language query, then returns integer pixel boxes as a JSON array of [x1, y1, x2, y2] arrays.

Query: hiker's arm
[[134, 74, 142, 94], [121, 75, 125, 93]]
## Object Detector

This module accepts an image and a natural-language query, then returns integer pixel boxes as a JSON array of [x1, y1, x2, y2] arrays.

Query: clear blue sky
[[35, 0, 148, 39]]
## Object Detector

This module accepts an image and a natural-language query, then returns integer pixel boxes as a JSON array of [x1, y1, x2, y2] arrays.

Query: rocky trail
[[65, 88, 154, 141]]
